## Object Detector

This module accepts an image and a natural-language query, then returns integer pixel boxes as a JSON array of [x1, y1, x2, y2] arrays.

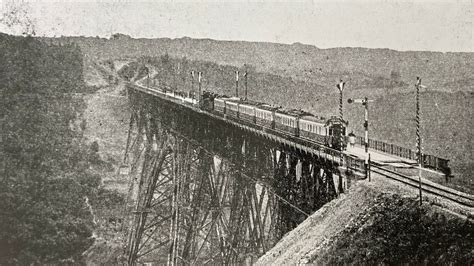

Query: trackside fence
[[354, 136, 450, 175]]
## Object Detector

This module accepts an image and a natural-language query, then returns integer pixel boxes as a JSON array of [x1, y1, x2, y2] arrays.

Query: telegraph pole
[[336, 80, 345, 149], [415, 77, 423, 205], [244, 71, 248, 101], [198, 71, 202, 104], [363, 97, 369, 181], [235, 70, 239, 97], [146, 67, 150, 89], [190, 71, 195, 98], [336, 80, 345, 192], [337, 80, 344, 122], [174, 63, 179, 91]]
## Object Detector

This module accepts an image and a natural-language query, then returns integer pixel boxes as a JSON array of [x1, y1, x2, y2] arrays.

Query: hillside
[[41, 35, 472, 188], [46, 35, 474, 93]]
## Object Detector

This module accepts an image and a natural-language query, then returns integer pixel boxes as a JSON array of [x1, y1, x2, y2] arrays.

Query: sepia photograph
[[0, 0, 472, 264]]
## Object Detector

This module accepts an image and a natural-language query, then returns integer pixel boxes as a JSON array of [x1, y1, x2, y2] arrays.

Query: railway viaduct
[[122, 82, 368, 265], [121, 82, 469, 265]]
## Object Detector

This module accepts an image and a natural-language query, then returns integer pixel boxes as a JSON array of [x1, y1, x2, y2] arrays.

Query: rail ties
[[371, 164, 474, 208]]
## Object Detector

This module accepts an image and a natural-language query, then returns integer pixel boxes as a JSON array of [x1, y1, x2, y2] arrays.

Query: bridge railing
[[345, 155, 365, 173], [354, 136, 450, 174]]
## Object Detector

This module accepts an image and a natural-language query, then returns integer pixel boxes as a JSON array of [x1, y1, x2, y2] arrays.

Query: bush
[[0, 34, 97, 263]]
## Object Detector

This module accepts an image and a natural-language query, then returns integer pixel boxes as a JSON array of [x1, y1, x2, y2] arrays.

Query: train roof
[[276, 108, 312, 117], [257, 104, 280, 111], [214, 95, 346, 125], [300, 115, 327, 123], [238, 99, 263, 106]]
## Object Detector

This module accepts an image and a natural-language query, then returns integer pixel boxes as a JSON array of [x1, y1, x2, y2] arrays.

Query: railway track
[[370, 163, 474, 208]]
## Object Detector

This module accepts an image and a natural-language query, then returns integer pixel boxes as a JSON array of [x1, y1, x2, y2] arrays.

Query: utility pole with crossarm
[[190, 70, 195, 98], [198, 71, 202, 105], [235, 70, 239, 98], [348, 97, 374, 180], [244, 71, 248, 101]]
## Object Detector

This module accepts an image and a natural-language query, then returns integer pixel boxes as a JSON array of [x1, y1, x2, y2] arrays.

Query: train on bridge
[[213, 97, 347, 150], [135, 82, 348, 151], [131, 81, 450, 176]]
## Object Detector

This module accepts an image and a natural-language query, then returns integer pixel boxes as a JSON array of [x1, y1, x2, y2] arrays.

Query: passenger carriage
[[299, 115, 328, 144], [274, 111, 299, 136], [255, 105, 276, 128], [224, 98, 240, 119], [214, 97, 226, 114], [238, 102, 257, 123]]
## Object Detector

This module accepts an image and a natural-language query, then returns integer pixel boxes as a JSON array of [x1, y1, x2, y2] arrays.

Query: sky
[[0, 0, 472, 52]]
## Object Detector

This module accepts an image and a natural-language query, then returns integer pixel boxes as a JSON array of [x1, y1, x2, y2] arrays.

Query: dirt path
[[83, 82, 131, 191]]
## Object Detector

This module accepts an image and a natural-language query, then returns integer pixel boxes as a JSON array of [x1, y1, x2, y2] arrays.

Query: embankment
[[257, 174, 473, 265]]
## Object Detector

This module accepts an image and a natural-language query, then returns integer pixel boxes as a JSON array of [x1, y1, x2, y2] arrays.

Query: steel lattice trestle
[[122, 89, 352, 265]]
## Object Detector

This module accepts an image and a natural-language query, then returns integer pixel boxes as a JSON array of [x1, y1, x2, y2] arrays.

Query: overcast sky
[[0, 0, 472, 52]]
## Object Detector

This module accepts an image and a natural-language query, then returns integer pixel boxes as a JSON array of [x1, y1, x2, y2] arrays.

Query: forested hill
[[48, 34, 473, 92], [0, 33, 100, 264]]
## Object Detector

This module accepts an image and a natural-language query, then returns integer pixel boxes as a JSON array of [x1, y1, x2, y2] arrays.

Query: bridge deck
[[128, 83, 445, 175]]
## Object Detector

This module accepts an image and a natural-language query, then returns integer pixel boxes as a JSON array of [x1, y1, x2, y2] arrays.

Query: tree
[[0, 34, 97, 264], [0, 178, 95, 264]]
